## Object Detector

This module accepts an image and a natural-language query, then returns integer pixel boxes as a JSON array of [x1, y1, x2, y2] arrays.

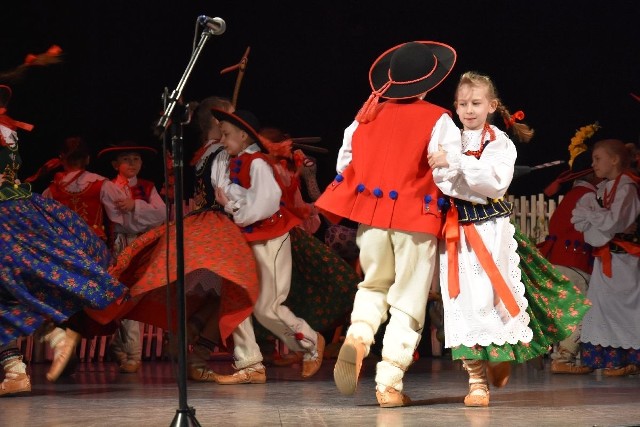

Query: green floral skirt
[[452, 226, 591, 362]]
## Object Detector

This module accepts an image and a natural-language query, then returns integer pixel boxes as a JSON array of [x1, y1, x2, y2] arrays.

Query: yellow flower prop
[[568, 122, 601, 168]]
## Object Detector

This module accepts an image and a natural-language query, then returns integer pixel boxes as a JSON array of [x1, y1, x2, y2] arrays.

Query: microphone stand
[[155, 25, 219, 427]]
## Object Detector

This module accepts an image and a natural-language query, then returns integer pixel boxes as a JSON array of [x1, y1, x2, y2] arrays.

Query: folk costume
[[314, 41, 460, 407], [0, 85, 126, 391], [43, 169, 109, 241], [95, 136, 260, 376], [210, 109, 325, 382], [437, 125, 532, 354], [437, 121, 591, 406], [98, 142, 166, 373], [538, 131, 600, 374], [257, 131, 361, 361], [573, 171, 640, 375]]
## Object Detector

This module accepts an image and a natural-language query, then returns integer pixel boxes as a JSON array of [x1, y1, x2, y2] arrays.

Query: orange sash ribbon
[[592, 239, 640, 278], [444, 201, 521, 317]]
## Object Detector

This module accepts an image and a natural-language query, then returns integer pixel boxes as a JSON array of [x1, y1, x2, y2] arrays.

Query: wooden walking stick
[[220, 46, 250, 108]]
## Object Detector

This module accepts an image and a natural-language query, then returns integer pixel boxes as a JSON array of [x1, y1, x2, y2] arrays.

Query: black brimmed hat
[[211, 109, 265, 152], [97, 140, 158, 160], [355, 41, 456, 122], [369, 41, 457, 100]]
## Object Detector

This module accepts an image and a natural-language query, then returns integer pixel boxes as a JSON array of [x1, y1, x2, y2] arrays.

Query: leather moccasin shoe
[[486, 361, 511, 388], [302, 333, 325, 378], [216, 364, 266, 385], [376, 386, 411, 408], [464, 383, 490, 407], [551, 360, 592, 374], [189, 366, 219, 382], [603, 365, 640, 377], [47, 329, 81, 382], [0, 373, 31, 397], [119, 360, 142, 374], [333, 336, 366, 395]]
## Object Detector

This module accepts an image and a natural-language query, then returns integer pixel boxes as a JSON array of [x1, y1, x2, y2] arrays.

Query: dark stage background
[[3, 1, 639, 195]]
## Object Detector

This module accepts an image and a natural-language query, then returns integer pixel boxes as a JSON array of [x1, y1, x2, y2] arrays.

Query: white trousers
[[110, 319, 142, 362], [346, 225, 437, 391], [231, 232, 317, 369]]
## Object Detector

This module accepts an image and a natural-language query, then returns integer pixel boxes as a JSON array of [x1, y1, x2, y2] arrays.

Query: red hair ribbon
[[24, 45, 63, 66], [504, 110, 525, 129]]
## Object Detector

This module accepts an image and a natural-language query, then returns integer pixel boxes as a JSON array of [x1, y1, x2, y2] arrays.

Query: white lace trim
[[441, 218, 532, 348]]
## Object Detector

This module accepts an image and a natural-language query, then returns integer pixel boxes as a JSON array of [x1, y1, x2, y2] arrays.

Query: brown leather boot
[[463, 360, 489, 407], [0, 373, 31, 397], [46, 328, 81, 382], [333, 336, 366, 395]]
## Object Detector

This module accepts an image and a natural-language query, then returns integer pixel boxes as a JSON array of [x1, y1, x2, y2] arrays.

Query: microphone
[[197, 16, 226, 35]]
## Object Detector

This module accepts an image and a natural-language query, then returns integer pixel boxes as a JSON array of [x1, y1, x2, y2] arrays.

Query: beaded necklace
[[463, 123, 495, 159], [602, 174, 623, 209]]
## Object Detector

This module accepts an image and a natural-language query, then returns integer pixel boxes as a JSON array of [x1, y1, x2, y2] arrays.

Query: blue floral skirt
[[0, 193, 127, 346]]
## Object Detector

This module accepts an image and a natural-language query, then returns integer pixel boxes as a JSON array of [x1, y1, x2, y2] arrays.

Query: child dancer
[[41, 136, 109, 241], [429, 71, 590, 406], [99, 141, 166, 373], [211, 109, 325, 383], [101, 97, 260, 383], [572, 139, 640, 376], [314, 40, 461, 407], [539, 123, 602, 374], [0, 85, 126, 392]]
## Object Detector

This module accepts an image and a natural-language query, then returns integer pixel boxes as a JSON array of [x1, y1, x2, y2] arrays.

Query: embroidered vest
[[228, 152, 300, 242], [48, 172, 107, 240], [0, 142, 31, 201], [192, 146, 224, 212], [122, 178, 155, 203], [537, 185, 594, 273]]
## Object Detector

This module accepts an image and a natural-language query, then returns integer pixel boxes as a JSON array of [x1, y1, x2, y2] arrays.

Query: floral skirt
[[0, 194, 126, 346], [581, 343, 640, 369], [99, 209, 260, 344], [452, 227, 591, 362]]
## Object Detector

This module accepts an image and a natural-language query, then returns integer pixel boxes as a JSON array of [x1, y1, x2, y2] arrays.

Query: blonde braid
[[496, 102, 534, 143]]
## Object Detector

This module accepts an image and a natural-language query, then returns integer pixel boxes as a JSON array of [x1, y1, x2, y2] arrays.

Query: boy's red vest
[[229, 152, 301, 242], [315, 100, 449, 237], [537, 185, 595, 274]]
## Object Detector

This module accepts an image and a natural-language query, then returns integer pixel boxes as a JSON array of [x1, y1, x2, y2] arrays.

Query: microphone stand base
[[170, 407, 202, 427]]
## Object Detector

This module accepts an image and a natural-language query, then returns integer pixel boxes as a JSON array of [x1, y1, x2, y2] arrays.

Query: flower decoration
[[567, 121, 600, 168]]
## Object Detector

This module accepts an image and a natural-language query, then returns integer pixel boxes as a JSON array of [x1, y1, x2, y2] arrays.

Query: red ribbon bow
[[504, 110, 525, 129]]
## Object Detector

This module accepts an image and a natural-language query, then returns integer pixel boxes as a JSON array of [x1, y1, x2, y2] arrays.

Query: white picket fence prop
[[507, 193, 564, 244]]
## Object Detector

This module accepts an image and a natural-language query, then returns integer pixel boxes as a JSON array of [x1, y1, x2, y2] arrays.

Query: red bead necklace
[[463, 123, 495, 159], [602, 174, 623, 209]]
